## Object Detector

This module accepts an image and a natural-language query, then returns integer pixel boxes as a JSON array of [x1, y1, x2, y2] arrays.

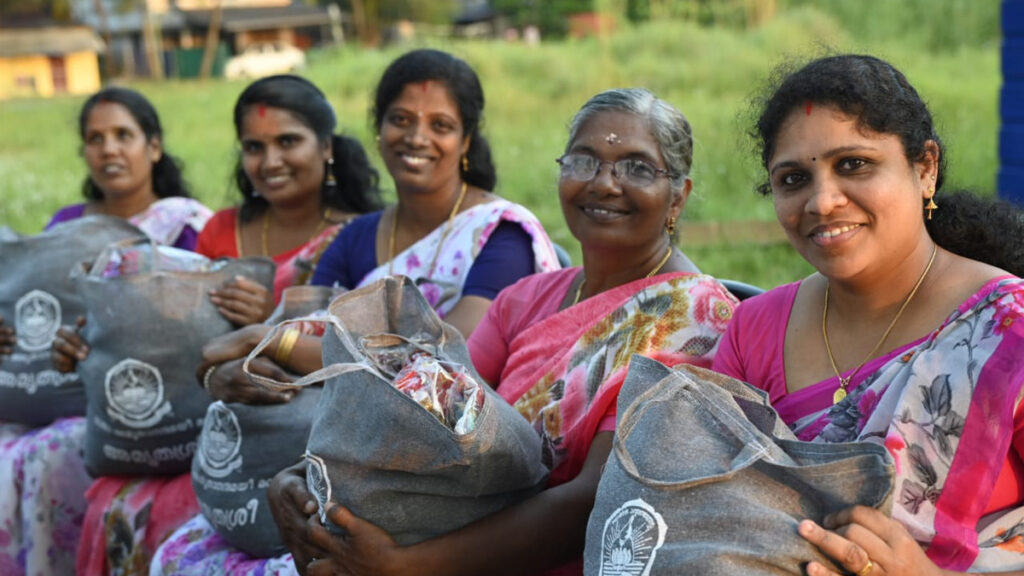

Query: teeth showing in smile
[[265, 175, 290, 185], [813, 224, 860, 239], [583, 206, 626, 217], [102, 164, 124, 175], [400, 154, 429, 166]]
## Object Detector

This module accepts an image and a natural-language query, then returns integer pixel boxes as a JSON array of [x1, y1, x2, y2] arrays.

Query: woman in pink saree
[[713, 54, 1024, 576], [267, 88, 737, 576]]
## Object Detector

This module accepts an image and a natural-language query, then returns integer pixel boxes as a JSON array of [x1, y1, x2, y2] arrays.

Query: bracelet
[[274, 328, 301, 366], [202, 364, 220, 393]]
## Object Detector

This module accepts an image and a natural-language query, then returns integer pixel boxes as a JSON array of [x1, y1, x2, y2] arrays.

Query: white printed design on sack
[[197, 401, 244, 478], [15, 290, 61, 352], [599, 498, 668, 576], [306, 452, 333, 525], [104, 358, 172, 428]]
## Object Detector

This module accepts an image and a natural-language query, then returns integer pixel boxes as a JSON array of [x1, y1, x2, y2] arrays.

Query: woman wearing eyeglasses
[[275, 88, 737, 576]]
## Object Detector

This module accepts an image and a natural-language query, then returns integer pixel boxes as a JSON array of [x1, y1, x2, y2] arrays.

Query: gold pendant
[[833, 387, 847, 404]]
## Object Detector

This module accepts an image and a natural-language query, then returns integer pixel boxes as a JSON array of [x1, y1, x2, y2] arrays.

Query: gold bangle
[[202, 364, 219, 392], [274, 328, 300, 366]]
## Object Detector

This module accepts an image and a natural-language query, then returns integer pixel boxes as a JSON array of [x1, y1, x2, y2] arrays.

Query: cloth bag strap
[[612, 367, 776, 489]]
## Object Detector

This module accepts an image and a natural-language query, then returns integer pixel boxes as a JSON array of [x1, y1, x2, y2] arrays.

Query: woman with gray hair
[[268, 87, 737, 575]]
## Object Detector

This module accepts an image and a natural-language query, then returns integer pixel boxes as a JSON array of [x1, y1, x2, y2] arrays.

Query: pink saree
[[715, 276, 1024, 571]]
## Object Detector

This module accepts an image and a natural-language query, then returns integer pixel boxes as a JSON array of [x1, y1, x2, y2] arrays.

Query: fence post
[[1000, 0, 1024, 205]]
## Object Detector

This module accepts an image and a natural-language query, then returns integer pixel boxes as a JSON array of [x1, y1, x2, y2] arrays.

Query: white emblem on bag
[[15, 290, 61, 352], [305, 452, 333, 525], [105, 358, 172, 428], [197, 401, 243, 478], [599, 498, 667, 576]]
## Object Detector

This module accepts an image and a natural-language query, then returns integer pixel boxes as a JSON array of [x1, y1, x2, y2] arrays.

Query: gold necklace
[[387, 181, 468, 276], [573, 244, 674, 306], [823, 244, 938, 404], [260, 207, 331, 257]]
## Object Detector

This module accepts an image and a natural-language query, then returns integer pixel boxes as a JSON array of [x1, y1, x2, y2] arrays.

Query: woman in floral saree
[[713, 54, 1024, 576], [267, 88, 737, 576]]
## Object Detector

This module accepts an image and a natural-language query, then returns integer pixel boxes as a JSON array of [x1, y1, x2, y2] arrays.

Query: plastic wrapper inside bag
[[245, 276, 549, 545], [90, 243, 221, 278]]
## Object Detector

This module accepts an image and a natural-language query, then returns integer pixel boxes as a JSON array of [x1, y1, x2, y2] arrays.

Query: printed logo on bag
[[599, 498, 668, 576], [104, 358, 172, 428], [196, 402, 244, 478], [306, 451, 333, 525], [15, 290, 61, 352]]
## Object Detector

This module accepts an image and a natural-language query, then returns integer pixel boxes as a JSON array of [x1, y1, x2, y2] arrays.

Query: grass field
[[0, 6, 1000, 289]]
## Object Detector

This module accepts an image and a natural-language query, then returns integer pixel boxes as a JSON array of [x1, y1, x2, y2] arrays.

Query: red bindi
[[805, 101, 813, 116]]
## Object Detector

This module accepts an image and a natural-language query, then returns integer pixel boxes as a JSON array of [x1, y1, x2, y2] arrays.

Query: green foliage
[[492, 0, 594, 37], [0, 7, 1001, 289]]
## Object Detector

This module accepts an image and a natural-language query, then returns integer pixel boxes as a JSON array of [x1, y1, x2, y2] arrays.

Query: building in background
[[0, 24, 103, 99]]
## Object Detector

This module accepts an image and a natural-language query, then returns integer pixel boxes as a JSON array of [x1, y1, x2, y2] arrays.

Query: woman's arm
[[0, 314, 14, 364], [800, 506, 1024, 576], [280, 431, 612, 576], [442, 295, 493, 339]]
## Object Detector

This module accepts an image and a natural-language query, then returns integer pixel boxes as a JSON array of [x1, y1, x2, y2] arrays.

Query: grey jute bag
[[77, 240, 275, 476], [193, 285, 337, 557], [584, 355, 894, 576], [0, 216, 144, 425], [245, 276, 549, 545]]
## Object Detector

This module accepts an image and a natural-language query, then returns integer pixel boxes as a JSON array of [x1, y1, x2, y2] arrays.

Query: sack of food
[[77, 239, 274, 476], [584, 355, 894, 576], [192, 285, 337, 557], [246, 276, 549, 545], [0, 216, 144, 425]]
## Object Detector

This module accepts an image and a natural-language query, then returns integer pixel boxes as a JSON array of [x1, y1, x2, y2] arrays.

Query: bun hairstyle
[[372, 49, 497, 192], [78, 87, 189, 201], [233, 74, 382, 222]]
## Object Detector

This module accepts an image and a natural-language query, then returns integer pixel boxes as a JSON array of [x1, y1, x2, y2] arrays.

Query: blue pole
[[1000, 0, 1024, 204]]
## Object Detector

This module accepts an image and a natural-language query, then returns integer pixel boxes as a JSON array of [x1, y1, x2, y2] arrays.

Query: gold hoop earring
[[925, 187, 938, 220]]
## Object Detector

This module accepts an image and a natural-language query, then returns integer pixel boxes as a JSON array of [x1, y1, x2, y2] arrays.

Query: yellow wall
[[65, 51, 101, 95], [0, 51, 100, 99], [0, 55, 55, 99]]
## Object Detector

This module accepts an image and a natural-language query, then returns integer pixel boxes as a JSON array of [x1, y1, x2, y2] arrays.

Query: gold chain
[[823, 244, 938, 404], [388, 181, 468, 276], [573, 244, 674, 306], [261, 208, 331, 257]]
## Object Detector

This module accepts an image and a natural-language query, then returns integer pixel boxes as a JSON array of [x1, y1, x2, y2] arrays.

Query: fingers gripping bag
[[75, 238, 275, 476], [246, 276, 549, 545], [584, 356, 894, 576], [0, 216, 145, 425], [193, 285, 340, 557]]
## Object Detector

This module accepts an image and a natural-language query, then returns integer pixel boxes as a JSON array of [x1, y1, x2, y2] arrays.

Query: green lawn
[[0, 7, 999, 290]]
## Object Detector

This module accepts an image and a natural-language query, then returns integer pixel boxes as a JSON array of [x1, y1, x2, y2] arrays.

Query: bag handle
[[243, 315, 377, 391], [612, 367, 774, 489]]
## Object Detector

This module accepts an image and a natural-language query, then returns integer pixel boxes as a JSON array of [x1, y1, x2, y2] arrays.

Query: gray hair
[[566, 88, 693, 191]]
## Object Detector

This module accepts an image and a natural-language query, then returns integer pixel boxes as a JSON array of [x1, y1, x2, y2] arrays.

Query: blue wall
[[1002, 0, 1024, 204]]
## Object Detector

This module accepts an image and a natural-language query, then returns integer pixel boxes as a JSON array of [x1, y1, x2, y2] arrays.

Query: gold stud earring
[[925, 187, 938, 220]]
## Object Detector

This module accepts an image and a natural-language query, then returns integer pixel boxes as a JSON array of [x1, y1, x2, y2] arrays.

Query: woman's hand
[[197, 324, 271, 374], [0, 314, 15, 363], [210, 275, 275, 326], [305, 505, 407, 576], [52, 317, 88, 373], [269, 464, 331, 574], [201, 357, 295, 404], [799, 506, 953, 576]]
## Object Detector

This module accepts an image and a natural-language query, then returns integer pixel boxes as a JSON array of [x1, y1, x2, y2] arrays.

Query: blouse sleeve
[[461, 221, 536, 301]]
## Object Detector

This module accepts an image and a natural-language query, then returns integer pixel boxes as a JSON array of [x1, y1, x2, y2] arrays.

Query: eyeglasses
[[556, 154, 674, 187]]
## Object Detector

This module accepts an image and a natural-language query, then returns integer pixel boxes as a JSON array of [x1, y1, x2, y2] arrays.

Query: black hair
[[232, 74, 382, 222], [754, 54, 1024, 272], [926, 190, 1024, 276], [752, 54, 946, 197], [372, 49, 497, 192], [78, 87, 190, 201]]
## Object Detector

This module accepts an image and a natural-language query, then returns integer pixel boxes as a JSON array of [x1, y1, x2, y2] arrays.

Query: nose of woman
[[805, 174, 848, 215]]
